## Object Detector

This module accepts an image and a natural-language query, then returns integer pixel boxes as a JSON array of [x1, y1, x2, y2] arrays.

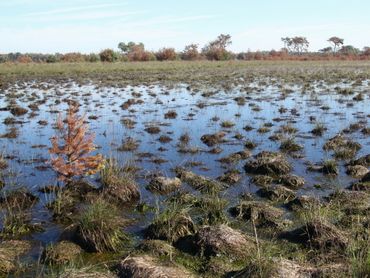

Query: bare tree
[[281, 37, 293, 52], [202, 34, 232, 60], [328, 37, 344, 52], [281, 37, 308, 54], [291, 37, 309, 54], [209, 34, 232, 49], [181, 44, 200, 60]]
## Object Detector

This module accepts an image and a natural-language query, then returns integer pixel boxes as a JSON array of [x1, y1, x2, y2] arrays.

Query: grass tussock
[[76, 199, 129, 252]]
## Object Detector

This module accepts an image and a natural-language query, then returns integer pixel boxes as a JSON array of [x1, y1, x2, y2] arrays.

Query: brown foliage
[[155, 48, 177, 61], [60, 53, 85, 63], [202, 34, 233, 60], [181, 44, 200, 60], [16, 55, 33, 63], [49, 103, 105, 183], [127, 45, 156, 61]]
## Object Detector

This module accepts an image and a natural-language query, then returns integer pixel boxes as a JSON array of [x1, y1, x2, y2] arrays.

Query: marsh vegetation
[[0, 61, 369, 277]]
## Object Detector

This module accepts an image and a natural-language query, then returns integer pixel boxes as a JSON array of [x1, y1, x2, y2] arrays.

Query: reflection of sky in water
[[0, 79, 369, 243]]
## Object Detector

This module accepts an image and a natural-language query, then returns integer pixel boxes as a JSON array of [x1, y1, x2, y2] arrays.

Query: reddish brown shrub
[[155, 48, 177, 61], [60, 53, 85, 63], [16, 55, 33, 63], [49, 103, 105, 183], [127, 45, 156, 61], [181, 44, 200, 60]]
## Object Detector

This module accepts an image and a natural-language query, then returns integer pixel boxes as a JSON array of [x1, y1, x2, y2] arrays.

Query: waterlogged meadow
[[0, 61, 369, 277]]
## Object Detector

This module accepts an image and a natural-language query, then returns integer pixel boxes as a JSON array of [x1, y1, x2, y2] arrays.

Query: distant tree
[[46, 55, 58, 63], [328, 37, 344, 52], [202, 34, 233, 60], [61, 52, 85, 63], [99, 49, 118, 62], [338, 45, 360, 55], [281, 37, 309, 54], [290, 37, 309, 54], [363, 47, 370, 56], [118, 42, 155, 61], [181, 44, 200, 60], [0, 55, 9, 63], [87, 53, 100, 62], [118, 42, 144, 53], [16, 55, 33, 63], [319, 47, 333, 53], [210, 34, 232, 49], [155, 47, 177, 61], [128, 47, 156, 61], [281, 37, 293, 52]]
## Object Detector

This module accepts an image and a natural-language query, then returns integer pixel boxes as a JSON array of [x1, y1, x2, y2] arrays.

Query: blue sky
[[1, 0, 369, 53]]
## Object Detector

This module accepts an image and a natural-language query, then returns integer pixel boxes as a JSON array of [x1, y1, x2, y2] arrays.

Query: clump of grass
[[279, 138, 303, 152], [234, 133, 244, 140], [164, 110, 178, 119], [146, 202, 196, 243], [257, 126, 270, 133], [348, 230, 370, 277], [322, 159, 339, 175], [243, 125, 253, 131], [334, 148, 356, 160], [0, 240, 32, 275], [76, 199, 128, 252], [1, 209, 36, 238], [195, 193, 228, 226], [0, 127, 18, 139], [179, 132, 190, 144], [220, 120, 235, 128], [42, 264, 115, 278], [3, 117, 19, 125], [144, 126, 161, 134], [0, 187, 41, 238], [245, 140, 257, 149], [46, 188, 77, 223], [0, 152, 8, 170], [353, 93, 364, 101], [158, 135, 172, 143], [280, 124, 297, 134], [121, 118, 136, 129], [42, 240, 82, 265], [234, 96, 246, 105], [311, 122, 326, 136], [10, 106, 28, 116], [336, 87, 354, 95], [100, 158, 140, 203], [117, 137, 139, 151]]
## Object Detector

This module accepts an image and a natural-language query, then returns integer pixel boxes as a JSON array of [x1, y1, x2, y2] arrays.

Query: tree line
[[1, 34, 369, 63]]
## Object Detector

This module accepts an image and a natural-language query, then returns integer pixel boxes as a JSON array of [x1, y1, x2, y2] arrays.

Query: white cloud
[[17, 10, 146, 22], [22, 3, 129, 17]]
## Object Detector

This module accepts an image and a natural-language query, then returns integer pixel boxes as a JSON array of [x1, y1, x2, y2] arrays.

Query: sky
[[1, 0, 369, 54]]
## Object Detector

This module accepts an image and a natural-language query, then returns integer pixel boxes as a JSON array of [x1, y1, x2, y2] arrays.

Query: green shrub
[[99, 49, 119, 62]]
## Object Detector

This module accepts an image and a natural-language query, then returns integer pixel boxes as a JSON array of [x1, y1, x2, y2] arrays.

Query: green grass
[[1, 61, 370, 84], [76, 199, 128, 252]]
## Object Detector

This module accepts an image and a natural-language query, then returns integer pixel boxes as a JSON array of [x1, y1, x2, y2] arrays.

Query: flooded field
[[0, 62, 370, 277]]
